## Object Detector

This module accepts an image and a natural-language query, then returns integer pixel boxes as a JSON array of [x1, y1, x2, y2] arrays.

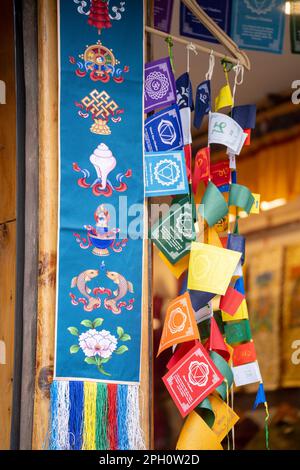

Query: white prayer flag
[[232, 361, 262, 387], [209, 113, 246, 155]]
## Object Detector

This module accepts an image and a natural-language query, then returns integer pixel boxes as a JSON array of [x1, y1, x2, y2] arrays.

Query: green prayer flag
[[224, 319, 252, 345], [210, 351, 234, 401], [196, 397, 215, 428], [200, 182, 228, 227], [151, 195, 196, 264], [229, 184, 255, 213]]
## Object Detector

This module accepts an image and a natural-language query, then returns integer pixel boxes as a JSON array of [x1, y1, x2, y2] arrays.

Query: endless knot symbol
[[81, 89, 119, 119], [154, 159, 180, 187], [145, 71, 170, 100], [188, 361, 209, 387]]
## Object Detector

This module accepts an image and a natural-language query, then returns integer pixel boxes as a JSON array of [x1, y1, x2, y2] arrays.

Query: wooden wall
[[0, 0, 16, 451]]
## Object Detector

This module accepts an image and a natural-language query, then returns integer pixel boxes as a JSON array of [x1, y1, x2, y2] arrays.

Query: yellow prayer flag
[[210, 395, 239, 442], [215, 84, 233, 112], [188, 242, 241, 295], [250, 193, 261, 214], [176, 411, 223, 450]]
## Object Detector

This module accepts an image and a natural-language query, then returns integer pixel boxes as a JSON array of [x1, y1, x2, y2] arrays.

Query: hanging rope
[[232, 63, 244, 106], [205, 50, 215, 81], [186, 42, 198, 73]]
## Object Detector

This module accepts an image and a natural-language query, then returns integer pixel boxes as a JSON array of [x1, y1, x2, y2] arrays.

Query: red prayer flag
[[206, 316, 230, 362], [232, 341, 257, 367], [220, 286, 245, 316], [192, 147, 210, 194], [184, 144, 192, 181], [166, 340, 198, 370], [244, 129, 251, 146], [210, 159, 230, 187]]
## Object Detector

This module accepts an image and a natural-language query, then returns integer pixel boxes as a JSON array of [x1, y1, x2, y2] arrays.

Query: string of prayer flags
[[144, 104, 184, 152], [162, 343, 224, 417], [220, 286, 245, 316], [200, 182, 229, 227], [194, 80, 211, 129], [208, 113, 247, 155], [176, 411, 223, 450], [192, 147, 210, 195], [227, 234, 246, 265], [232, 361, 262, 387], [232, 341, 257, 367], [207, 317, 230, 362], [224, 319, 252, 345], [176, 73, 194, 146], [188, 242, 241, 295], [229, 183, 255, 213], [144, 150, 189, 197], [232, 104, 256, 130], [157, 292, 199, 356], [144, 57, 176, 113], [222, 299, 249, 322], [151, 195, 196, 264]]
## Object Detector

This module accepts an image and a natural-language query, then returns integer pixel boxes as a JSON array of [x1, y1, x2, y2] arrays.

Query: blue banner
[[180, 0, 232, 44], [55, 0, 144, 384], [231, 0, 285, 54]]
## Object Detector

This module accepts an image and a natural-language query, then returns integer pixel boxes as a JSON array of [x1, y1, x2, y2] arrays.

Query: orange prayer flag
[[157, 292, 200, 357]]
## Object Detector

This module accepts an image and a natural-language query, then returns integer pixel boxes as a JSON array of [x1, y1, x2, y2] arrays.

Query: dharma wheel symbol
[[188, 361, 209, 387]]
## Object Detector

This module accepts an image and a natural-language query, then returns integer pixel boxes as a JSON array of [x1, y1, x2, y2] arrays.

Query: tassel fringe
[[49, 380, 145, 450]]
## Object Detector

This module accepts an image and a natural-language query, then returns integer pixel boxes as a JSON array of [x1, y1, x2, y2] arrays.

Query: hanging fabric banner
[[230, 0, 285, 54], [55, 0, 144, 386]]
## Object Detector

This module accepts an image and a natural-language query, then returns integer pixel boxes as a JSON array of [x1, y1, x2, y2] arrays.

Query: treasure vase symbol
[[73, 204, 128, 256]]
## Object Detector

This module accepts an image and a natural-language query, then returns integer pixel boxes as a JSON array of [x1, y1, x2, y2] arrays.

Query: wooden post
[[32, 0, 58, 450], [32, 0, 151, 450], [0, 0, 16, 451]]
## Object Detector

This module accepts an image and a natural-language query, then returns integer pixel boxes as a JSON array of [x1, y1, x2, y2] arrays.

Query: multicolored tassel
[[49, 380, 145, 450]]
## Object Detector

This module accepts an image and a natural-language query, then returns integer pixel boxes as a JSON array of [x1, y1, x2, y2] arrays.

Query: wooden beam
[[19, 0, 39, 450]]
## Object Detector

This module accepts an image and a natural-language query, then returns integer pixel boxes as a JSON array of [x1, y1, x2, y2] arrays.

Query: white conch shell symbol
[[90, 143, 117, 189]]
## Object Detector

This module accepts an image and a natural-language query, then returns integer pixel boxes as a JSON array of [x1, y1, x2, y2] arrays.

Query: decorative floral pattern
[[68, 318, 131, 376]]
